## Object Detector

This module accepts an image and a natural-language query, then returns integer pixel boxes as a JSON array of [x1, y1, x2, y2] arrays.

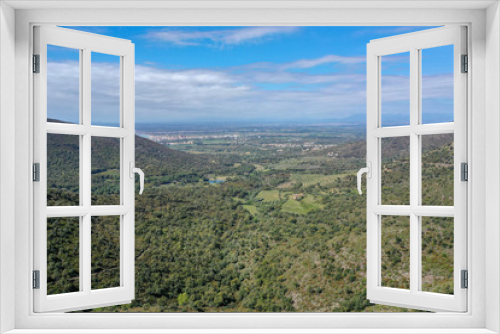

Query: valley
[[46, 123, 454, 313]]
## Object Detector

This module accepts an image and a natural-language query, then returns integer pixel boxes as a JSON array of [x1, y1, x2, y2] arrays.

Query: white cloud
[[145, 27, 300, 46], [47, 61, 80, 123], [281, 55, 366, 70], [235, 55, 366, 72], [222, 27, 298, 45], [422, 74, 453, 99], [46, 59, 453, 124]]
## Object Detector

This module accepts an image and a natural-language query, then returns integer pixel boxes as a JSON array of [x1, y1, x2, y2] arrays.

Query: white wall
[[486, 2, 500, 332], [0, 2, 16, 333]]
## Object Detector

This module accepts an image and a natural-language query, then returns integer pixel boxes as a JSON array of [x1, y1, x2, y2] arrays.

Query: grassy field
[[282, 194, 324, 215], [257, 190, 282, 202], [270, 157, 325, 170], [277, 182, 293, 189], [290, 173, 346, 188], [242, 205, 258, 215], [209, 175, 229, 181]]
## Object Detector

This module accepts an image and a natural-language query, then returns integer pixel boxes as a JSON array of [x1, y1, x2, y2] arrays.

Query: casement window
[[33, 26, 142, 312], [362, 26, 468, 312]]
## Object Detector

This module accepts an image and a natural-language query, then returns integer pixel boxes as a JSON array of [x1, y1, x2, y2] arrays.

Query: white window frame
[[1, 1, 499, 333], [33, 26, 136, 313], [366, 26, 468, 312]]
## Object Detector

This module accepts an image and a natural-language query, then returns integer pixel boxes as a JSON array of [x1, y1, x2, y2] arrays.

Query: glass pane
[[421, 217, 454, 294], [47, 45, 80, 124], [381, 215, 410, 289], [421, 45, 454, 124], [92, 52, 121, 127], [91, 216, 120, 289], [91, 136, 120, 205], [381, 137, 410, 205], [421, 133, 454, 206], [47, 217, 79, 295], [47, 133, 79, 206], [381, 52, 410, 127]]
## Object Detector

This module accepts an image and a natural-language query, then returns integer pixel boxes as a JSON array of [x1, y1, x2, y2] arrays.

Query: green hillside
[[45, 125, 454, 313]]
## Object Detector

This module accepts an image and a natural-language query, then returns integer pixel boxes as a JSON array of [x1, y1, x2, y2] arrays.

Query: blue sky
[[47, 26, 453, 126]]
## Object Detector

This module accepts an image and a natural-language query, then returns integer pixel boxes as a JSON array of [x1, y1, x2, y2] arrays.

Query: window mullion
[[82, 48, 92, 294], [416, 48, 423, 293], [409, 47, 420, 294], [78, 48, 84, 293]]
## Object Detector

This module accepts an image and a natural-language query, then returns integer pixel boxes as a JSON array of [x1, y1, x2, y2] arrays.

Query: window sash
[[366, 26, 468, 312], [33, 26, 136, 313]]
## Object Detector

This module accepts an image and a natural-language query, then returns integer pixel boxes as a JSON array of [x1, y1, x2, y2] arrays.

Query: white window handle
[[357, 162, 371, 195], [129, 162, 145, 195]]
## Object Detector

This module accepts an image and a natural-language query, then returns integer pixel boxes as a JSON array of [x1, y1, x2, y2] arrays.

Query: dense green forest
[[45, 124, 454, 312]]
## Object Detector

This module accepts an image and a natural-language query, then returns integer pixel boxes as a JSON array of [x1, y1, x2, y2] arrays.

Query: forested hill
[[48, 118, 217, 174], [135, 135, 220, 178], [47, 119, 221, 190], [318, 133, 455, 160]]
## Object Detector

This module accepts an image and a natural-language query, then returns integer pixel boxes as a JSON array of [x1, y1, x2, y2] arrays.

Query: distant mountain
[[337, 113, 366, 125], [333, 113, 454, 126]]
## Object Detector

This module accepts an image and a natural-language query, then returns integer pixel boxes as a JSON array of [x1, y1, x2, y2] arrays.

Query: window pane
[[91, 136, 120, 205], [47, 217, 80, 295], [92, 52, 121, 127], [421, 45, 454, 124], [47, 133, 80, 206], [91, 216, 120, 289], [421, 217, 454, 294], [421, 133, 454, 206], [47, 45, 80, 124], [381, 52, 410, 127], [381, 215, 410, 289], [381, 137, 410, 205]]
